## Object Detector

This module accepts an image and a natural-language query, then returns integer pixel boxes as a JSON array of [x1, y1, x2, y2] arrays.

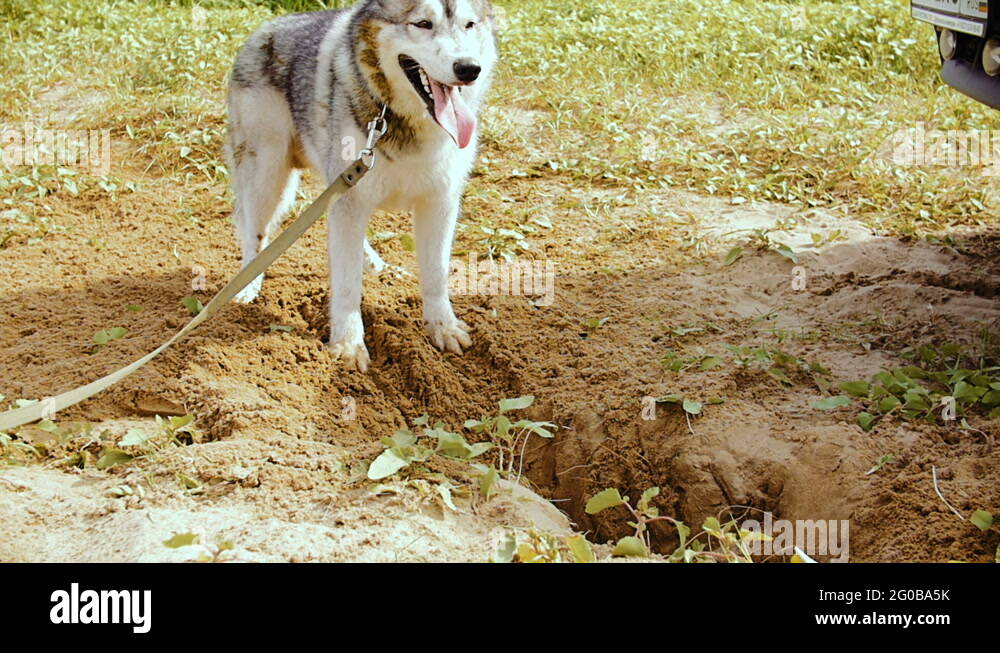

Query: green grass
[[0, 0, 997, 235], [492, 0, 997, 233]]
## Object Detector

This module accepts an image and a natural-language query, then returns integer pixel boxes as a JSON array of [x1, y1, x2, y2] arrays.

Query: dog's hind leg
[[227, 89, 298, 304], [363, 238, 386, 275], [232, 161, 298, 304]]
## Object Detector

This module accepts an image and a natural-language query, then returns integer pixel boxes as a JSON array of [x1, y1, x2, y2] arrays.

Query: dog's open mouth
[[399, 54, 476, 149]]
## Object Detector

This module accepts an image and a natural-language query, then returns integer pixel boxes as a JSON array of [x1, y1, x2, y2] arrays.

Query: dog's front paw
[[330, 311, 368, 371], [426, 319, 472, 355], [330, 339, 370, 373]]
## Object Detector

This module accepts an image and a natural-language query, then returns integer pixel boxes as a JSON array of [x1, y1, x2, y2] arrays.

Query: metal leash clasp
[[359, 104, 389, 169]]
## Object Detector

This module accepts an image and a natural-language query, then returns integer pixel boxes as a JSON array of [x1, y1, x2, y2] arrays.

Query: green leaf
[[612, 536, 648, 558], [437, 484, 459, 512], [367, 449, 410, 480], [434, 428, 475, 458], [840, 381, 871, 398], [971, 510, 994, 531], [93, 327, 128, 346], [675, 521, 691, 550], [865, 454, 894, 476], [903, 391, 930, 412], [874, 371, 895, 388], [724, 246, 744, 266], [513, 419, 556, 438], [585, 488, 626, 515], [96, 449, 133, 470], [682, 399, 703, 415], [398, 233, 416, 251], [163, 532, 199, 548], [181, 297, 204, 316], [389, 427, 417, 449], [566, 535, 596, 563], [699, 356, 724, 371], [467, 442, 494, 459], [169, 415, 195, 431], [877, 396, 902, 413], [774, 243, 798, 264], [953, 381, 985, 402], [478, 466, 499, 500], [812, 395, 852, 410], [968, 372, 993, 388], [857, 412, 877, 432], [118, 428, 150, 447], [492, 533, 516, 563], [531, 215, 553, 229], [495, 415, 511, 440], [765, 366, 793, 386], [638, 487, 660, 516], [499, 396, 535, 414]]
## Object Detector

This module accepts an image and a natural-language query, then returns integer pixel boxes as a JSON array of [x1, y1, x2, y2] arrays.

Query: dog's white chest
[[368, 142, 476, 213]]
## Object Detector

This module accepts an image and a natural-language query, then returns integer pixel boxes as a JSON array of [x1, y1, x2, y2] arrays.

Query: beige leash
[[0, 109, 388, 433]]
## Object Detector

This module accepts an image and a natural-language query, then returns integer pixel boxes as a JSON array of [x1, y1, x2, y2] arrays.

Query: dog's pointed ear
[[369, 0, 416, 22], [375, 0, 420, 10]]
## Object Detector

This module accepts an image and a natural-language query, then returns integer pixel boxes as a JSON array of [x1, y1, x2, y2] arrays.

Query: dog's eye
[[465, 21, 476, 30], [412, 20, 433, 30]]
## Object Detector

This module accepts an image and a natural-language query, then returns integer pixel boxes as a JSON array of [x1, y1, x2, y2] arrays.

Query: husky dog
[[225, 0, 498, 372]]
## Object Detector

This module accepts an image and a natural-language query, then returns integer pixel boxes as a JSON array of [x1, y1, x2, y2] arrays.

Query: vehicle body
[[911, 0, 1000, 108]]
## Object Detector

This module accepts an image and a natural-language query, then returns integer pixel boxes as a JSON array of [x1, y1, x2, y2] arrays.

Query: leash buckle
[[359, 104, 389, 169]]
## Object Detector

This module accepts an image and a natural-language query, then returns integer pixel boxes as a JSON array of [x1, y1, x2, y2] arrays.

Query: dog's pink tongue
[[430, 81, 476, 149]]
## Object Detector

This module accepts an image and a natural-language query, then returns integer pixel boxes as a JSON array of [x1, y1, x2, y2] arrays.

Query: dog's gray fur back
[[232, 11, 342, 144]]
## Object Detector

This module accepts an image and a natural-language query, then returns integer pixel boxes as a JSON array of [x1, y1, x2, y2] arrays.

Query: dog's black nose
[[453, 59, 481, 83]]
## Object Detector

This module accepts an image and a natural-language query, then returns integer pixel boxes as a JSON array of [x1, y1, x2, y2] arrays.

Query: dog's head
[[362, 0, 498, 149]]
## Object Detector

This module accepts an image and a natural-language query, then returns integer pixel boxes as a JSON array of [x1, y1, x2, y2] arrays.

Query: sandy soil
[[2, 106, 999, 562]]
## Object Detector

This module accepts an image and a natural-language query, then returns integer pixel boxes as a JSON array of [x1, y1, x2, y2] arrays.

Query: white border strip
[[912, 7, 986, 37], [912, 0, 987, 20]]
